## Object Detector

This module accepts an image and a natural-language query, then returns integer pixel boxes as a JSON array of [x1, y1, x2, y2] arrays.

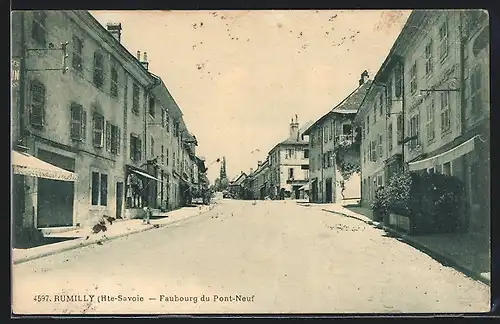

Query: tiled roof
[[303, 80, 372, 135]]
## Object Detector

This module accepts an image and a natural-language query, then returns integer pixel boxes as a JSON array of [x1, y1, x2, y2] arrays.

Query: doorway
[[116, 182, 123, 219], [325, 178, 333, 203]]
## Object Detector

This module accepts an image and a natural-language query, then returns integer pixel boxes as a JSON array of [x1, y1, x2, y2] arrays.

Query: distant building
[[229, 172, 247, 199], [268, 116, 311, 200], [304, 72, 371, 203]]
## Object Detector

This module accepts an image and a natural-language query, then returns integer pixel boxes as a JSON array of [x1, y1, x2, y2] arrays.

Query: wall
[[402, 11, 462, 163]]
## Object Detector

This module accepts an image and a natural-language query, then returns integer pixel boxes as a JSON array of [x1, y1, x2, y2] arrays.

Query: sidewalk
[[12, 204, 217, 265], [298, 202, 491, 286]]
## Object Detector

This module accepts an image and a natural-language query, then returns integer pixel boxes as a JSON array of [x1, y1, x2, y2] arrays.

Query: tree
[[218, 156, 229, 191]]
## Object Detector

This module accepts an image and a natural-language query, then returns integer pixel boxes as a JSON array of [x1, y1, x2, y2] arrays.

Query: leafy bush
[[371, 170, 464, 234]]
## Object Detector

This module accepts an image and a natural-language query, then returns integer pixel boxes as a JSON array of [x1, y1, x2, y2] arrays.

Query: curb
[[12, 206, 217, 265], [318, 208, 491, 287]]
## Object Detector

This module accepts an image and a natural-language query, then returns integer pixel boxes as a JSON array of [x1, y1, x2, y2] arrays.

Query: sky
[[90, 10, 411, 183]]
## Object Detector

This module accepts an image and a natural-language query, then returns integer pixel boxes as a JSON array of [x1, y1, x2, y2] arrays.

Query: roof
[[232, 172, 247, 185], [303, 80, 372, 135]]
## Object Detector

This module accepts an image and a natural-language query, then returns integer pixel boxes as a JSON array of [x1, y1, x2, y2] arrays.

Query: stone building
[[11, 10, 199, 238], [355, 10, 490, 234], [304, 72, 371, 203], [268, 116, 311, 200]]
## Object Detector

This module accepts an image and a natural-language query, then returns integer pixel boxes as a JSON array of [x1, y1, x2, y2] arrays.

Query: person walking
[[142, 201, 151, 225]]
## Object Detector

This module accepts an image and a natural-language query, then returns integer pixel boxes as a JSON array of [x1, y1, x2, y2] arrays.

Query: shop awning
[[299, 183, 310, 191], [12, 151, 78, 182], [408, 136, 477, 171], [131, 169, 162, 182]]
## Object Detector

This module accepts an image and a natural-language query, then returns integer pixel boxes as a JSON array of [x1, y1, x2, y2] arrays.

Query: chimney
[[257, 161, 263, 167], [289, 114, 300, 141], [250, 168, 253, 174], [359, 70, 370, 86], [136, 51, 141, 60], [106, 22, 122, 42], [140, 51, 149, 70]]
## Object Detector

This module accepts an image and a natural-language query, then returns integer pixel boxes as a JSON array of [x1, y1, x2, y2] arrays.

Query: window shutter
[[137, 138, 142, 161], [70, 104, 78, 140], [81, 109, 87, 143], [106, 121, 111, 152], [30, 81, 45, 127], [130, 136, 134, 161], [116, 127, 121, 155]]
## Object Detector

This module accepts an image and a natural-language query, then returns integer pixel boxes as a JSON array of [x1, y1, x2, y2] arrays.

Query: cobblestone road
[[12, 200, 490, 314]]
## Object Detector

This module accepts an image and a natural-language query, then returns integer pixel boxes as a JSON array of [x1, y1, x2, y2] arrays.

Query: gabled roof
[[303, 80, 372, 135], [232, 172, 247, 185]]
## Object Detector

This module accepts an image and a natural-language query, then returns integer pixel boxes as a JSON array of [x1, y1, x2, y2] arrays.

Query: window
[[363, 147, 366, 164], [366, 116, 370, 134], [110, 65, 118, 98], [442, 162, 452, 176], [100, 174, 108, 206], [330, 120, 334, 140], [91, 171, 108, 206], [150, 136, 155, 157], [32, 11, 47, 46], [324, 125, 329, 143], [409, 114, 420, 149], [379, 94, 384, 116], [426, 98, 435, 142], [410, 61, 418, 94], [165, 114, 170, 132], [149, 96, 155, 117], [387, 78, 393, 113], [132, 83, 140, 115], [304, 170, 309, 180], [175, 122, 180, 137], [370, 141, 376, 162], [173, 152, 176, 169], [303, 149, 309, 158], [378, 134, 383, 158], [471, 65, 483, 115], [311, 133, 315, 147], [362, 121, 365, 140], [110, 124, 120, 154], [439, 20, 449, 60], [93, 52, 104, 89], [286, 149, 294, 159], [425, 40, 434, 76], [166, 148, 169, 165], [72, 35, 84, 74], [161, 109, 166, 128], [440, 92, 451, 133], [70, 103, 86, 142], [29, 80, 45, 128], [395, 63, 403, 98], [161, 145, 164, 164], [92, 113, 104, 147], [342, 124, 352, 135], [373, 105, 377, 123], [130, 134, 142, 161], [388, 123, 393, 152], [288, 168, 294, 180], [105, 121, 112, 151]]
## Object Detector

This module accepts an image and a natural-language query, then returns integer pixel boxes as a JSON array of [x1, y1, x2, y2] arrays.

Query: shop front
[[125, 164, 162, 218]]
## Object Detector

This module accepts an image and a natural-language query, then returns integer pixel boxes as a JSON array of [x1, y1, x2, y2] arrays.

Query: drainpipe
[[18, 12, 27, 148], [459, 12, 469, 231], [400, 59, 406, 172]]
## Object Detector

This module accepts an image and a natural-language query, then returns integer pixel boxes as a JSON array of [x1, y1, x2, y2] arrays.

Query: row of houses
[[233, 10, 490, 237], [11, 10, 208, 240], [356, 9, 490, 234], [229, 115, 312, 201]]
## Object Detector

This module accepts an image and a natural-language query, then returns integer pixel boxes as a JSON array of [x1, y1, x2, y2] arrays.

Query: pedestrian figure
[[143, 202, 151, 225]]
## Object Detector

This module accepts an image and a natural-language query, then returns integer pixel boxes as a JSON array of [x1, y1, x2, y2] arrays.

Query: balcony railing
[[335, 134, 354, 149]]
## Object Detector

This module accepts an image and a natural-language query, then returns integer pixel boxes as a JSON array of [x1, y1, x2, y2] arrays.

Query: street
[[12, 200, 489, 314]]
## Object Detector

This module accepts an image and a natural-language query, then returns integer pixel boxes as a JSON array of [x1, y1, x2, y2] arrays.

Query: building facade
[[268, 117, 310, 200], [305, 74, 370, 204], [355, 10, 490, 234], [11, 10, 200, 235]]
